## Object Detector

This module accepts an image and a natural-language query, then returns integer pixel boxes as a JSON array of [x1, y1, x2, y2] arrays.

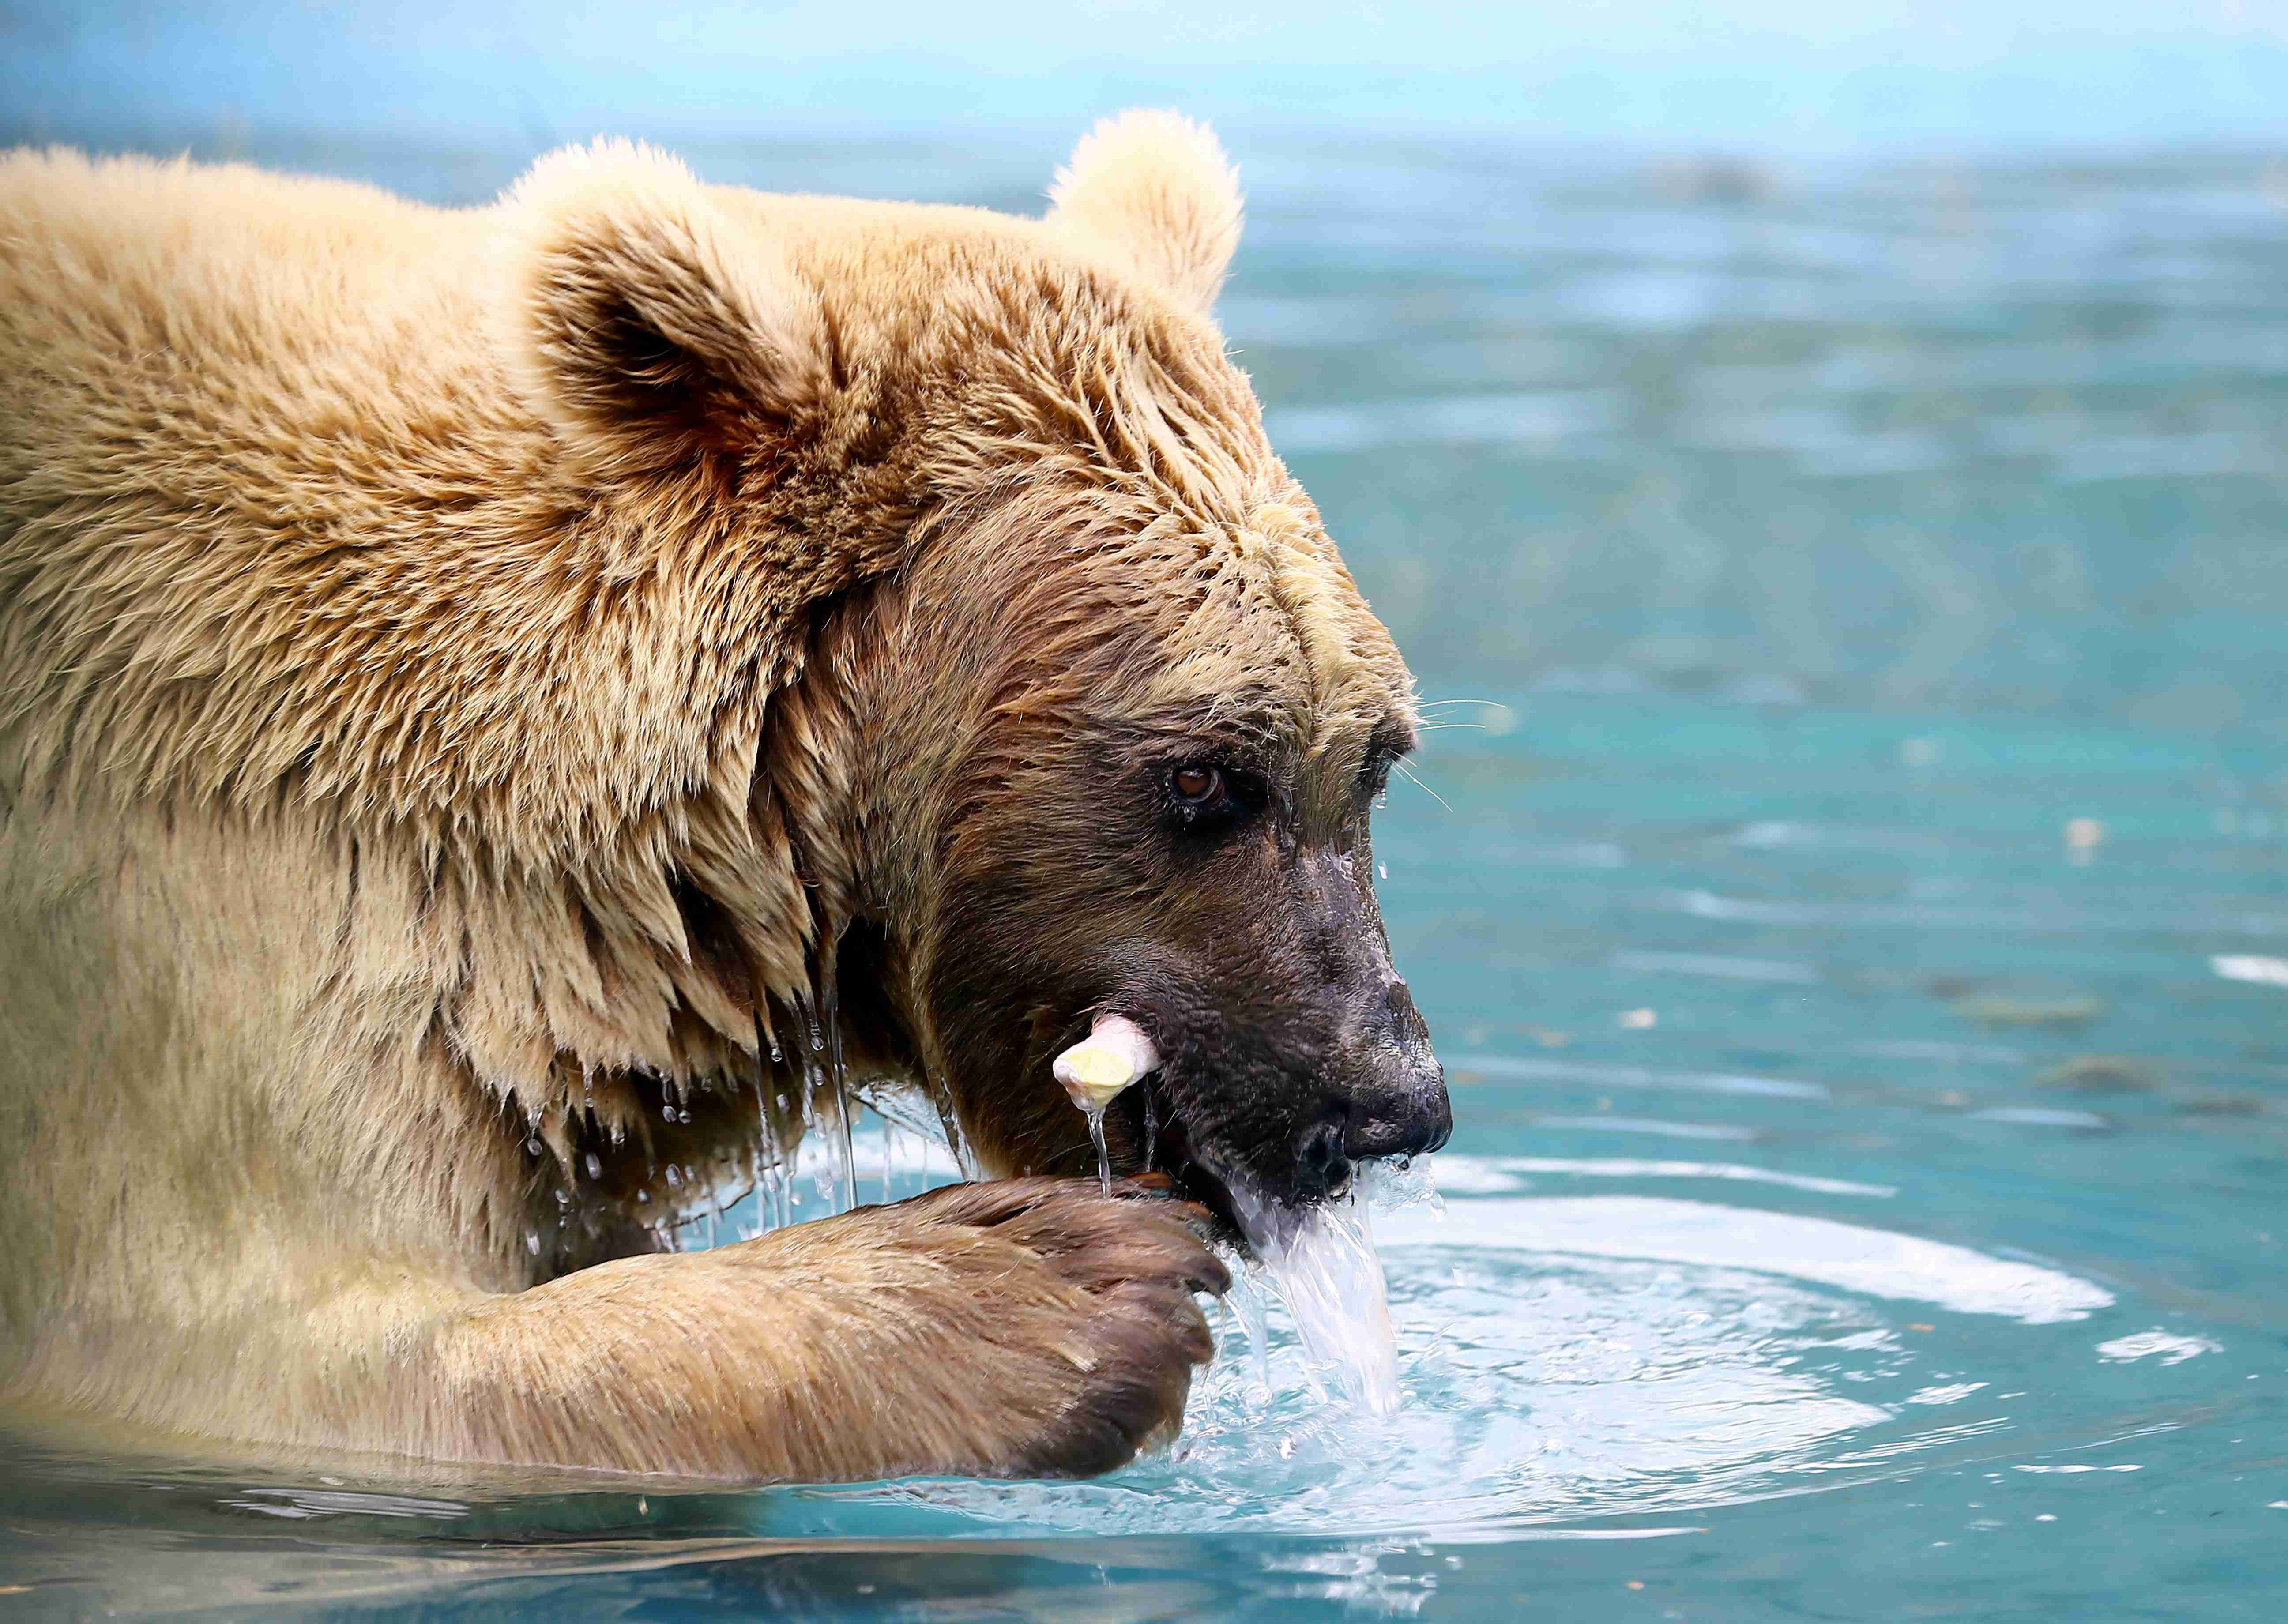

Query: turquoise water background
[[3, 126, 2287, 1617]]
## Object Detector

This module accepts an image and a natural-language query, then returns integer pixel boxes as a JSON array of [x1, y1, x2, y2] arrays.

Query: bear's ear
[[496, 139, 828, 477], [1046, 110, 1242, 318]]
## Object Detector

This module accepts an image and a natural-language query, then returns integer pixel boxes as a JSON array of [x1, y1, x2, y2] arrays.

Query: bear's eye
[[1172, 765, 1221, 802], [1161, 761, 1259, 838]]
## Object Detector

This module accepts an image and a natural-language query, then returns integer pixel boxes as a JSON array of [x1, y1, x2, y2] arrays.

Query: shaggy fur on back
[[0, 114, 1416, 1477]]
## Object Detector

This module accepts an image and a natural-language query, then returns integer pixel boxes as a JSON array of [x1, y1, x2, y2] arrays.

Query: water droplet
[[523, 1229, 540, 1255], [583, 1152, 602, 1180], [524, 1136, 544, 1156], [665, 1164, 682, 1188]]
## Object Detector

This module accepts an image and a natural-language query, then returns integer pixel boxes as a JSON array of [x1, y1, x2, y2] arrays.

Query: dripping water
[[820, 973, 858, 1214], [755, 1001, 803, 1233], [800, 1047, 839, 1215], [758, 1160, 783, 1233], [736, 982, 992, 1238], [933, 1086, 982, 1181], [1084, 1107, 1111, 1195], [785, 973, 861, 1218], [1224, 1267, 1273, 1403]]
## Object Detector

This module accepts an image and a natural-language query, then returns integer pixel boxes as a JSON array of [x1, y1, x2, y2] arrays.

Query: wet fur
[[0, 115, 1414, 1478]]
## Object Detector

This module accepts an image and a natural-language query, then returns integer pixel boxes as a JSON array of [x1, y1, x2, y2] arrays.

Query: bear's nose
[[1344, 1074, 1452, 1164], [1342, 978, 1450, 1164]]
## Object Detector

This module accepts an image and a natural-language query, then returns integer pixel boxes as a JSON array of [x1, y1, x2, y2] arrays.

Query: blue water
[[4, 130, 2287, 1618]]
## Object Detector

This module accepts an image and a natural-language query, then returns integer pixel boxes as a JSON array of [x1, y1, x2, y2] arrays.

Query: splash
[[1040, 1012, 1406, 1416], [1223, 1175, 1403, 1418]]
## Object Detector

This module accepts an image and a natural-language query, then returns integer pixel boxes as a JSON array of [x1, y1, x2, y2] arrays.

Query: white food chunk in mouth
[[1052, 1014, 1159, 1113]]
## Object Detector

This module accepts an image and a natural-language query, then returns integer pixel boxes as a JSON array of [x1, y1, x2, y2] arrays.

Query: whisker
[[1393, 759, 1452, 813]]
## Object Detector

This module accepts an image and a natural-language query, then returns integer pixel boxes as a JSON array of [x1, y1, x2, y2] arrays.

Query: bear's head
[[493, 113, 1447, 1234]]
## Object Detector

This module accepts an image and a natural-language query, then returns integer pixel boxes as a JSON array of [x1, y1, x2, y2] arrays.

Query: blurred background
[[9, 0, 2288, 734], [6, 5, 2288, 1619]]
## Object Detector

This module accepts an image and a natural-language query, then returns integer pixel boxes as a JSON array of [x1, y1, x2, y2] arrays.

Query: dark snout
[[1116, 844, 1449, 1224], [1344, 978, 1451, 1159], [1292, 977, 1450, 1201]]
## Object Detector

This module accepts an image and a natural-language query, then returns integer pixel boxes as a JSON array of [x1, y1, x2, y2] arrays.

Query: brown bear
[[0, 112, 1447, 1483]]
